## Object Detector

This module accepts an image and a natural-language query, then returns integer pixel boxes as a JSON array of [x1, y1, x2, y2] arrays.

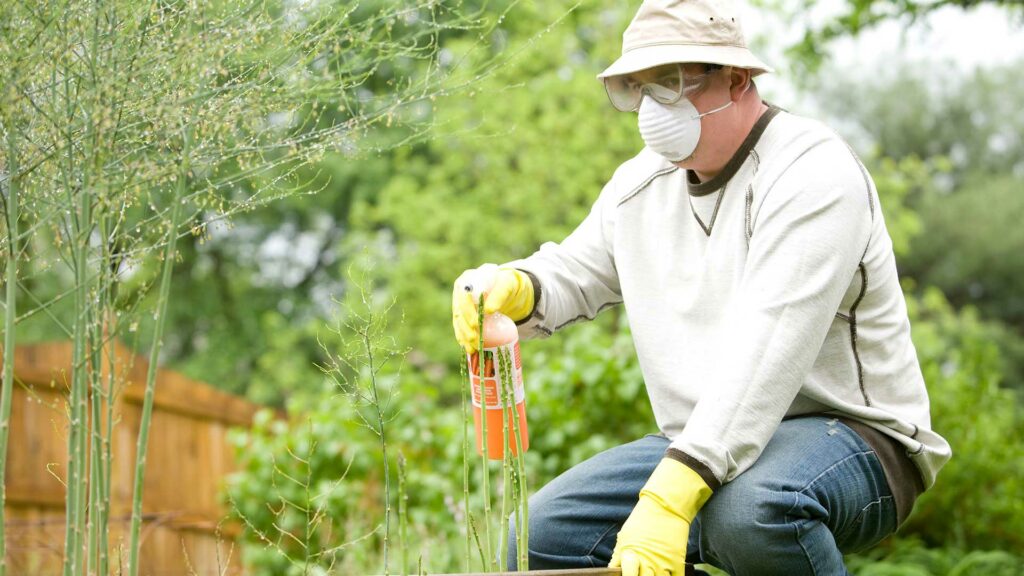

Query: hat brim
[[597, 44, 774, 79]]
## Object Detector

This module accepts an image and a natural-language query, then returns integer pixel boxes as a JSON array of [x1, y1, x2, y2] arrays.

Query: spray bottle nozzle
[[464, 263, 499, 300]]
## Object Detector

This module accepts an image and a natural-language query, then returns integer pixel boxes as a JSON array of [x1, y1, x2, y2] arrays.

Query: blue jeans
[[507, 416, 897, 575]]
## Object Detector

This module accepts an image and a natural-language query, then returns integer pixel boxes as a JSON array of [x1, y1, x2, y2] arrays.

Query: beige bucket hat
[[597, 0, 773, 79]]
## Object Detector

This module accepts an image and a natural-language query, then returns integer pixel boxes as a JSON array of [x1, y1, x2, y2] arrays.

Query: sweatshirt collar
[[687, 103, 781, 197]]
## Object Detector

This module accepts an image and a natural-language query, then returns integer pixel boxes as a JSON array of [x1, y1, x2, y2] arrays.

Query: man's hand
[[452, 265, 534, 353], [610, 458, 713, 576]]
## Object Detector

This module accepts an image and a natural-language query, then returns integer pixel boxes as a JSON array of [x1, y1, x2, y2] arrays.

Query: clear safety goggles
[[603, 63, 711, 112]]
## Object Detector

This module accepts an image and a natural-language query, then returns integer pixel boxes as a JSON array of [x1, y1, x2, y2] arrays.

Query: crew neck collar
[[687, 103, 781, 197]]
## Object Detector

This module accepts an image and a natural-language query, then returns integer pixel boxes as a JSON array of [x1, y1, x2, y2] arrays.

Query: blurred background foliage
[[7, 0, 1023, 574]]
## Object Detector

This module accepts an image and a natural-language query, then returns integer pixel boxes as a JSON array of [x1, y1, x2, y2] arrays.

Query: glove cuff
[[640, 458, 713, 523]]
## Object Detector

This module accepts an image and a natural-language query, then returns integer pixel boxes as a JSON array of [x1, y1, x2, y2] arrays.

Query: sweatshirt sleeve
[[667, 141, 874, 488], [501, 179, 622, 339]]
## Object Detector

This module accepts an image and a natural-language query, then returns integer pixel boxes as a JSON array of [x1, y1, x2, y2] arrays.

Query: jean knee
[[519, 495, 559, 557], [698, 486, 805, 562], [700, 491, 752, 540], [516, 493, 614, 569]]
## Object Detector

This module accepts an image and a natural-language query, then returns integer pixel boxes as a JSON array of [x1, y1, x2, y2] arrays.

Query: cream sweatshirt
[[505, 106, 951, 491]]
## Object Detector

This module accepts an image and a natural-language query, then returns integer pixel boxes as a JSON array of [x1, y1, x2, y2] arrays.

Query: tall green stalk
[[87, 308, 104, 576], [85, 1, 109, 564], [363, 327, 392, 576], [498, 350, 512, 573], [62, 98, 92, 576], [476, 295, 493, 571], [127, 119, 191, 576], [74, 3, 108, 568], [58, 6, 90, 569], [507, 349, 529, 571], [495, 342, 529, 570], [66, 167, 91, 576], [460, 355, 472, 572], [0, 125, 21, 576], [87, 222, 113, 576], [398, 451, 408, 576], [98, 214, 117, 576]]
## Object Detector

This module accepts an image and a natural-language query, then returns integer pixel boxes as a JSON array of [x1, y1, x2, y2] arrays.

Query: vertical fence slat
[[3, 342, 260, 574]]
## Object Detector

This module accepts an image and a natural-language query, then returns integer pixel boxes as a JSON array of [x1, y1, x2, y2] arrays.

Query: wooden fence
[[2, 341, 269, 575]]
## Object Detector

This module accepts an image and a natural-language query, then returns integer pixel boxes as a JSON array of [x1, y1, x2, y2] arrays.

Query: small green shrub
[[900, 288, 1024, 553], [847, 538, 1024, 575]]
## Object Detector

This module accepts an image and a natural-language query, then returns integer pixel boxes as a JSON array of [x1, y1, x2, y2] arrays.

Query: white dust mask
[[638, 96, 733, 162]]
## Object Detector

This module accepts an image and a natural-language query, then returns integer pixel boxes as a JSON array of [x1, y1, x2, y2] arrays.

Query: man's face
[[613, 61, 751, 169], [672, 64, 741, 169]]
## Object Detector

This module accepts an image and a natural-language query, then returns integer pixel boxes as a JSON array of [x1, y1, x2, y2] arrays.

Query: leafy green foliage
[[523, 314, 656, 479], [903, 174, 1024, 389], [900, 288, 1024, 553], [864, 155, 929, 259], [226, 309, 656, 574], [847, 537, 1024, 575], [908, 175, 1024, 324], [349, 1, 641, 377]]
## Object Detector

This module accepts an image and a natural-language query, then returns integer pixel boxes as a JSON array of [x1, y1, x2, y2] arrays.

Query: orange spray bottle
[[465, 266, 530, 460]]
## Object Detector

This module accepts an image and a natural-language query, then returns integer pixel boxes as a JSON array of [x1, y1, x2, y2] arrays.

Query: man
[[451, 0, 951, 574]]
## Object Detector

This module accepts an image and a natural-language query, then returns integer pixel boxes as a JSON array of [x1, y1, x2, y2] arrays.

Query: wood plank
[[120, 361, 264, 426], [4, 340, 265, 572], [4, 342, 75, 389], [5, 382, 68, 506], [5, 341, 274, 425]]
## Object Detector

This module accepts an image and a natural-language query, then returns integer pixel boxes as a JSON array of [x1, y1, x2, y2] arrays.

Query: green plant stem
[[512, 407, 528, 569], [0, 126, 21, 576], [85, 2, 105, 568], [509, 361, 529, 571], [87, 217, 112, 576], [500, 458, 511, 571], [460, 355, 472, 573], [476, 295, 493, 571], [127, 119, 191, 576], [69, 181, 91, 576], [398, 451, 408, 576], [512, 467, 520, 569], [467, 512, 487, 570], [98, 216, 117, 576], [498, 347, 513, 572], [62, 61, 92, 572], [87, 303, 104, 576], [303, 424, 314, 575], [363, 328, 392, 576]]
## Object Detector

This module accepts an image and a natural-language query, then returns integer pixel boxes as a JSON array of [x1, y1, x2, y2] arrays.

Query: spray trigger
[[465, 264, 498, 300]]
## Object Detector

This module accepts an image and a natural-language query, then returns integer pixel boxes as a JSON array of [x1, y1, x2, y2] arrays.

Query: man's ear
[[729, 67, 752, 101]]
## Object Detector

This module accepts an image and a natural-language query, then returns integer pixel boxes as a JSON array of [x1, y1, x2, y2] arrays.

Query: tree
[[771, 0, 1024, 75], [1, 0, 499, 573]]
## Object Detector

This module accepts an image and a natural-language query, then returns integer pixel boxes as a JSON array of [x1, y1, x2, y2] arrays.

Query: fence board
[[2, 341, 266, 574]]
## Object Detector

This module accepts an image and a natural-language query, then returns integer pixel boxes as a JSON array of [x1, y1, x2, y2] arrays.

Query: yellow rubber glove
[[610, 458, 713, 576], [452, 265, 535, 353]]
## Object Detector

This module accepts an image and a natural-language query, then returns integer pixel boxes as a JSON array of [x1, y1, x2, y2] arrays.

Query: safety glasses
[[603, 63, 710, 112]]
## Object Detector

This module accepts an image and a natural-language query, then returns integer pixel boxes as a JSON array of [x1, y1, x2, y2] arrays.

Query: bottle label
[[468, 341, 524, 409]]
